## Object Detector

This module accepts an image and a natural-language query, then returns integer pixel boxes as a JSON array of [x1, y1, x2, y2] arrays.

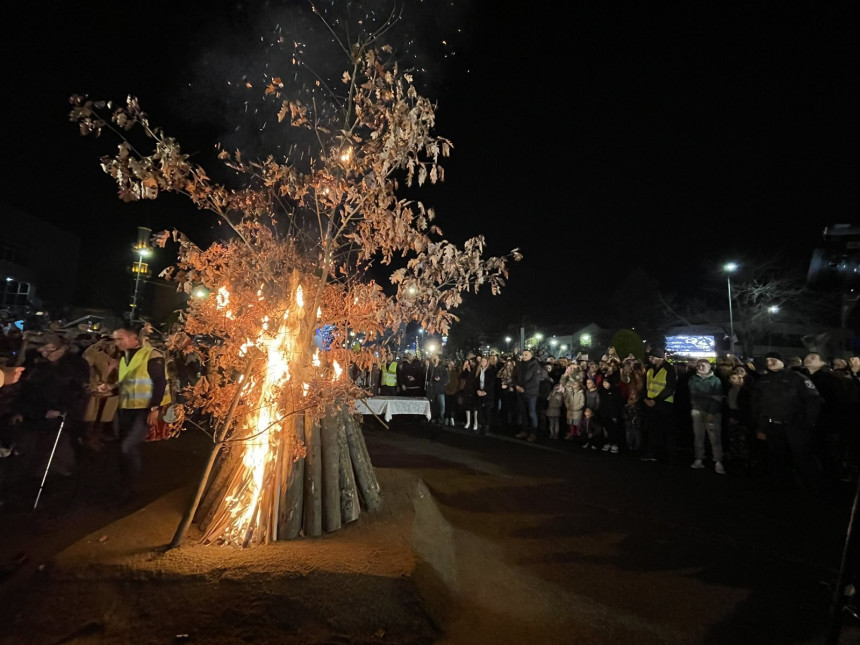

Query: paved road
[[363, 416, 860, 644], [2, 413, 859, 644]]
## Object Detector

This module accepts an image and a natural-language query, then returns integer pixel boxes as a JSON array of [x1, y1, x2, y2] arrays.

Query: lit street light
[[723, 262, 738, 356], [130, 246, 152, 324], [767, 305, 780, 351]]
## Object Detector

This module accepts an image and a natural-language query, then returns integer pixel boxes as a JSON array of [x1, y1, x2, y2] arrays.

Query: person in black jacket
[[752, 351, 822, 491], [536, 364, 554, 438], [803, 352, 855, 488], [725, 367, 757, 471], [514, 349, 540, 442], [7, 333, 89, 477], [424, 354, 449, 426], [475, 355, 497, 434], [597, 378, 625, 454]]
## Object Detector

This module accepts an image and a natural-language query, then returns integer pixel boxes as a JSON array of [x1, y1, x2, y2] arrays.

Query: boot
[[465, 411, 471, 428], [472, 415, 479, 431]]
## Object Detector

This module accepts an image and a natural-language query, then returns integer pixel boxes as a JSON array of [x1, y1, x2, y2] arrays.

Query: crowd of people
[[362, 344, 860, 492], [3, 318, 860, 503]]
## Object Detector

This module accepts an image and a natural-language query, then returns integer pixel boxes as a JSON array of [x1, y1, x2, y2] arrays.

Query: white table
[[354, 396, 432, 422]]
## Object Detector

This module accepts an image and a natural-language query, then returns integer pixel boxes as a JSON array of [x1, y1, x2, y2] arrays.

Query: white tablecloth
[[354, 396, 432, 422]]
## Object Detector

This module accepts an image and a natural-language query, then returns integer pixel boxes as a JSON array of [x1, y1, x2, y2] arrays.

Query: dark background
[[2, 1, 857, 325]]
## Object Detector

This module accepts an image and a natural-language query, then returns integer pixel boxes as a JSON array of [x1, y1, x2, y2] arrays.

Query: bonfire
[[68, 5, 520, 547]]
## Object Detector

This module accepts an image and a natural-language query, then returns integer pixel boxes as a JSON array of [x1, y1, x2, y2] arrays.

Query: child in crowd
[[579, 407, 604, 450], [546, 382, 564, 439], [564, 379, 585, 439], [584, 378, 601, 416], [622, 392, 643, 453]]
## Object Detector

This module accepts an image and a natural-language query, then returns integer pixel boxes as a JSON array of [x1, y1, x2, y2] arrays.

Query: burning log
[[278, 415, 305, 540], [302, 415, 323, 538], [320, 408, 342, 533]]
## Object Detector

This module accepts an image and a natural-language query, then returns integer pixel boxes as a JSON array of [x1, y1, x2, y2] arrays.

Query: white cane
[[34, 412, 67, 511]]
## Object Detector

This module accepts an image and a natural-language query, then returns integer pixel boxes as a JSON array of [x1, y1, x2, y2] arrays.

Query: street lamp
[[723, 262, 738, 356], [130, 246, 152, 323], [767, 305, 780, 352]]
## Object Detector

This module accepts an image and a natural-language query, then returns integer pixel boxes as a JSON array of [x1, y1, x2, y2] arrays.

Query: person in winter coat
[[579, 407, 604, 450], [725, 367, 755, 471], [584, 378, 601, 417], [514, 349, 540, 442], [443, 359, 462, 426], [537, 364, 554, 437], [563, 378, 585, 440], [496, 358, 518, 429], [752, 351, 822, 491], [459, 359, 479, 430], [622, 392, 644, 452], [546, 382, 565, 439], [597, 378, 624, 454], [7, 332, 89, 477], [424, 354, 449, 426], [475, 356, 497, 434], [688, 359, 727, 474]]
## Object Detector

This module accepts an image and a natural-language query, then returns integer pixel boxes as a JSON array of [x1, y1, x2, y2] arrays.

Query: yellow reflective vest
[[646, 364, 674, 403], [118, 342, 172, 410], [381, 360, 398, 387]]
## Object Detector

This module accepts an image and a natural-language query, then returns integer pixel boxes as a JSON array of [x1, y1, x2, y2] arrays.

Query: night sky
[[3, 1, 857, 326]]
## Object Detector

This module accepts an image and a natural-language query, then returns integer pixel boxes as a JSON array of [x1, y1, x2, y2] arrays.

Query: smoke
[[168, 0, 471, 165]]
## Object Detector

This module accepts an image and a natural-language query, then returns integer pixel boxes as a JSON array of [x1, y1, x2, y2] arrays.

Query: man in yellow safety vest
[[380, 349, 399, 396], [110, 325, 171, 502], [640, 345, 677, 464]]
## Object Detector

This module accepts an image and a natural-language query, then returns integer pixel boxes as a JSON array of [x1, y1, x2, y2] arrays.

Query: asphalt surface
[[362, 415, 860, 644], [2, 413, 859, 644]]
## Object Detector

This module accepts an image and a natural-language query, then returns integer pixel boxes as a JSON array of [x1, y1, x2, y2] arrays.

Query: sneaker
[[582, 442, 590, 449], [691, 459, 705, 469], [526, 433, 536, 442], [610, 445, 619, 454], [564, 433, 574, 440], [639, 455, 657, 462], [591, 444, 597, 450], [515, 431, 528, 439], [602, 444, 611, 452], [715, 462, 726, 475]]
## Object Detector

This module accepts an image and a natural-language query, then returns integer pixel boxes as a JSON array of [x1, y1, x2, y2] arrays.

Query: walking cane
[[33, 412, 67, 511]]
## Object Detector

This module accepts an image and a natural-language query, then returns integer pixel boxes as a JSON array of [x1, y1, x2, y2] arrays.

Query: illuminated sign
[[665, 335, 716, 358]]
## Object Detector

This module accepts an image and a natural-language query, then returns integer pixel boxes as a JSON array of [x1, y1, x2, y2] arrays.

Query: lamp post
[[767, 305, 779, 352], [723, 262, 738, 356], [130, 246, 151, 324]]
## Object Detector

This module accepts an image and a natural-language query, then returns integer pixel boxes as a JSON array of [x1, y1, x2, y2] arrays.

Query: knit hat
[[764, 351, 784, 362], [39, 332, 67, 348]]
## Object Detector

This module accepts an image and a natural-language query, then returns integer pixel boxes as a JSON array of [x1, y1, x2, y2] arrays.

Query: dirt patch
[[0, 468, 455, 645]]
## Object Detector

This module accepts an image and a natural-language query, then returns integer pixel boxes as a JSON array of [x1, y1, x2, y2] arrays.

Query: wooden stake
[[302, 413, 322, 537], [279, 415, 305, 539], [320, 408, 342, 533], [344, 409, 381, 512]]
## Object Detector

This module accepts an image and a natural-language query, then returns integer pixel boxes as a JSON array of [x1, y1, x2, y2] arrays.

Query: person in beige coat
[[82, 336, 121, 449]]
